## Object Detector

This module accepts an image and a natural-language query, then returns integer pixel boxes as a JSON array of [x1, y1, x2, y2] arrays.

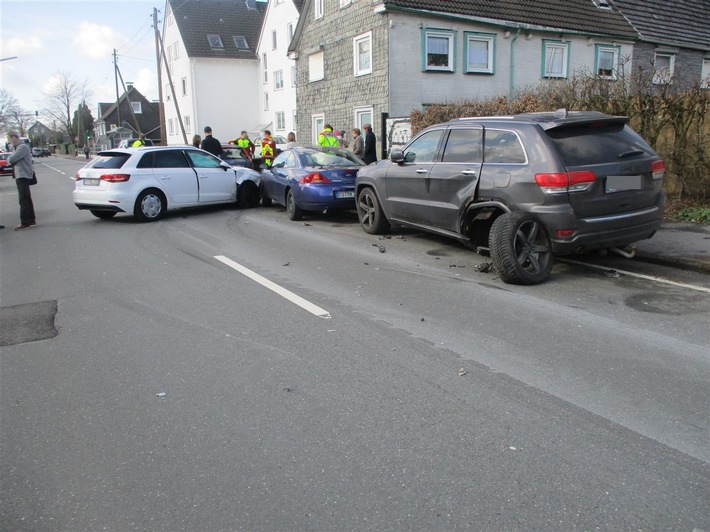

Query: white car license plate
[[606, 175, 642, 193], [335, 190, 355, 199], [83, 178, 100, 186]]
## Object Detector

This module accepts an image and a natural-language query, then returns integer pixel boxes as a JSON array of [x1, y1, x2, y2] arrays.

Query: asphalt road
[[1, 157, 708, 530]]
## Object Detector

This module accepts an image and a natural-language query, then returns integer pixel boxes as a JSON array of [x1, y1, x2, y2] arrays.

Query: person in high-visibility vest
[[261, 130, 276, 166], [232, 130, 255, 158], [132, 133, 146, 147], [318, 124, 339, 147]]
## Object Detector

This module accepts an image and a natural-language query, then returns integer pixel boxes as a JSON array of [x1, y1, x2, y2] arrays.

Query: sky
[[1, 0, 163, 122]]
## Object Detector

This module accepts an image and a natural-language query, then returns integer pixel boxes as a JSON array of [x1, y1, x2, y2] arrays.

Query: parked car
[[40, 148, 52, 157], [355, 110, 666, 285], [117, 138, 156, 148], [73, 146, 262, 222], [32, 147, 50, 157], [252, 134, 288, 158], [260, 146, 365, 220], [221, 144, 254, 169], [0, 153, 13, 175]]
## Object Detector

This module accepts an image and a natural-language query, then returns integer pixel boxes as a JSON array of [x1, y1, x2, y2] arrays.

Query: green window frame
[[595, 44, 621, 80], [464, 32, 495, 74], [542, 40, 570, 79], [422, 29, 457, 72]]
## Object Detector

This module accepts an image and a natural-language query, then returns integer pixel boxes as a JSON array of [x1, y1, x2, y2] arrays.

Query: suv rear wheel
[[489, 212, 553, 285]]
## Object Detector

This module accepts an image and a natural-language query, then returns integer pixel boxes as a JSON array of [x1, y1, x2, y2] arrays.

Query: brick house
[[288, 0, 644, 157], [94, 84, 162, 150], [609, 0, 710, 88]]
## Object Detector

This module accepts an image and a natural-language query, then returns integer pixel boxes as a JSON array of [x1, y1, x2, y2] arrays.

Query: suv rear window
[[90, 153, 130, 169], [545, 124, 655, 166]]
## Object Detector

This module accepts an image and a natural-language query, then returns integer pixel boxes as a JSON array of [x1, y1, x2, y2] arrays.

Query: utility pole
[[154, 8, 167, 146], [157, 26, 187, 144], [113, 49, 121, 128]]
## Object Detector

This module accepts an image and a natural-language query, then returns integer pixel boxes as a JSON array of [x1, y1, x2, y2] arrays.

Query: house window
[[168, 118, 174, 135], [264, 92, 269, 111], [234, 36, 249, 49], [309, 51, 324, 82], [167, 46, 172, 63], [181, 77, 187, 96], [340, 0, 351, 7], [168, 10, 174, 25], [293, 110, 298, 129], [173, 42, 179, 59], [312, 113, 325, 143], [263, 53, 268, 83], [165, 84, 171, 101], [131, 101, 142, 114], [542, 40, 569, 78], [272, 30, 278, 51], [207, 34, 224, 49], [354, 31, 372, 76], [315, 0, 324, 19], [274, 70, 284, 90], [354, 106, 373, 130], [423, 30, 455, 72], [276, 111, 286, 130], [184, 115, 191, 134], [595, 44, 620, 79], [291, 65, 297, 87], [702, 59, 710, 89], [653, 53, 675, 84], [287, 23, 294, 43], [465, 32, 495, 74]]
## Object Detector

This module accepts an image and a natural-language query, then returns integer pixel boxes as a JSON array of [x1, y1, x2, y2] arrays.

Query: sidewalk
[[633, 222, 710, 273]]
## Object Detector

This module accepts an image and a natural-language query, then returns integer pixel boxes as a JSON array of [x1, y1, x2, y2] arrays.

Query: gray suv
[[355, 110, 666, 285]]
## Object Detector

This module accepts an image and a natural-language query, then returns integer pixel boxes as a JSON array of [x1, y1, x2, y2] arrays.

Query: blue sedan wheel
[[286, 189, 303, 221]]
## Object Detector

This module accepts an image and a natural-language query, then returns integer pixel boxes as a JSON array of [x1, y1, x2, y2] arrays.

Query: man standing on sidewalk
[[6, 132, 36, 231]]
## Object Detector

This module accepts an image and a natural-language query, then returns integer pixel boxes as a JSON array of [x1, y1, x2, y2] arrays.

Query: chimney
[[126, 82, 134, 90]]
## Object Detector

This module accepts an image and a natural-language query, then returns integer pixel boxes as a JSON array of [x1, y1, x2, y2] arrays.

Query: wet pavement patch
[[0, 301, 58, 346]]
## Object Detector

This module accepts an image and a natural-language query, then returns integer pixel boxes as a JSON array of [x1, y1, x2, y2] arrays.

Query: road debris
[[379, 245, 386, 253], [458, 368, 467, 376], [475, 262, 495, 273], [283, 261, 291, 266], [604, 270, 620, 278], [156, 392, 166, 398]]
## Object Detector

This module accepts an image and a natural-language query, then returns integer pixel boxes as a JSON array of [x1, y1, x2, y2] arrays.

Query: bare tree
[[0, 89, 33, 135], [41, 71, 88, 143]]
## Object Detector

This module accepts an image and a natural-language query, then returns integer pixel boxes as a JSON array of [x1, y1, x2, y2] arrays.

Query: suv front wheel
[[489, 212, 553, 285], [357, 187, 390, 235]]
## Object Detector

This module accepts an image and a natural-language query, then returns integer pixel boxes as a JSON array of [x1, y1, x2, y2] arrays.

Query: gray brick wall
[[631, 42, 706, 89], [295, 0, 389, 153]]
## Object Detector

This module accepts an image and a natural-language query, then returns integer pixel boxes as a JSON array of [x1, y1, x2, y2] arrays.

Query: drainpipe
[[509, 29, 521, 102]]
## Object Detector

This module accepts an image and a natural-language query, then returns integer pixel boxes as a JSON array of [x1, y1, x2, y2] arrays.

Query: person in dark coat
[[362, 123, 377, 165], [200, 126, 223, 157]]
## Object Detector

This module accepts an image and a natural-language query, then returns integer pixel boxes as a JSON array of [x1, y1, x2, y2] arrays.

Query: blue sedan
[[260, 146, 366, 220]]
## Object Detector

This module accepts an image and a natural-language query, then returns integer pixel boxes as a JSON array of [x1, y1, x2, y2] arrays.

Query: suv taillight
[[651, 160, 666, 180], [535, 171, 596, 194], [100, 173, 131, 182]]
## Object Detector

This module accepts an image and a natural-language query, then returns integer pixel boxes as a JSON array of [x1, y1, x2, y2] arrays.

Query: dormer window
[[593, 0, 611, 8], [207, 34, 224, 49], [234, 36, 249, 49]]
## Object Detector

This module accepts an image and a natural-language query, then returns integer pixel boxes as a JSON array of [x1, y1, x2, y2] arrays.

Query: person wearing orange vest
[[261, 130, 276, 166]]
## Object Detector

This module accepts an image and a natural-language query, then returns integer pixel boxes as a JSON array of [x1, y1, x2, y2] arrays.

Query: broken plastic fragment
[[156, 392, 166, 398], [458, 368, 467, 376]]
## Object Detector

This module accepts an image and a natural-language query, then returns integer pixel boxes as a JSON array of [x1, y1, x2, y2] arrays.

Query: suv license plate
[[335, 190, 355, 199], [606, 175, 642, 193], [83, 178, 100, 186]]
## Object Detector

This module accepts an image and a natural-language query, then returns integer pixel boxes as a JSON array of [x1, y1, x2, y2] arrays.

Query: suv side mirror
[[390, 148, 404, 163]]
